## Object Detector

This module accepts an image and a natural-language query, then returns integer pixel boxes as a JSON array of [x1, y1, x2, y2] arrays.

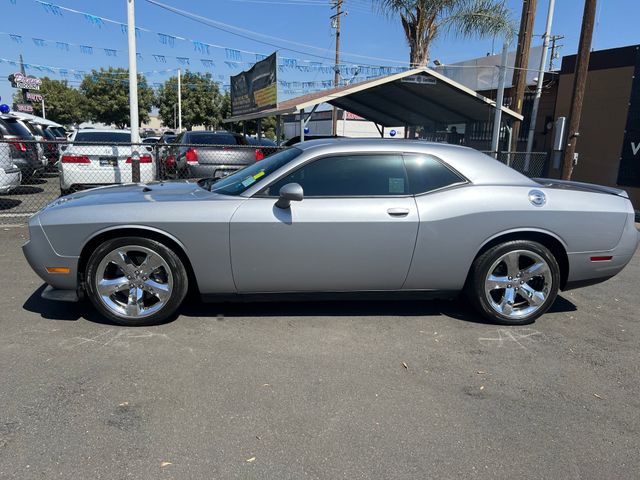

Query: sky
[[1, 0, 638, 109]]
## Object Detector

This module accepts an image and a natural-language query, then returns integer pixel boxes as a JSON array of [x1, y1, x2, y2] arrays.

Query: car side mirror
[[275, 183, 303, 209]]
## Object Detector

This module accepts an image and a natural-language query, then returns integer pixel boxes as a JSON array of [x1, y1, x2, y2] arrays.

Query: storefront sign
[[8, 72, 42, 91], [25, 91, 43, 103], [231, 53, 277, 116], [617, 48, 640, 187], [15, 103, 34, 113]]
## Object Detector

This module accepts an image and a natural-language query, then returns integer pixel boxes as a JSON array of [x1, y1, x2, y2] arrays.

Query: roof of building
[[225, 67, 523, 126]]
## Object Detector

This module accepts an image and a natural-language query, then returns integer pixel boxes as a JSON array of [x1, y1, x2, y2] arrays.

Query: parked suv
[[0, 115, 43, 177], [168, 131, 261, 179], [0, 142, 21, 193]]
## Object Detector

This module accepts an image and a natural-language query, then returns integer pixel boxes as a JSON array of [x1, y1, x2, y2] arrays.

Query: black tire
[[466, 240, 560, 325], [85, 236, 188, 326]]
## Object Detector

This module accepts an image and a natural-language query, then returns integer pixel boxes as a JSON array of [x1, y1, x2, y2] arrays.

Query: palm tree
[[376, 0, 514, 67]]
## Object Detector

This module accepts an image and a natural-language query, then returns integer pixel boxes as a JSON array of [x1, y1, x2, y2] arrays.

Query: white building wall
[[285, 119, 405, 139]]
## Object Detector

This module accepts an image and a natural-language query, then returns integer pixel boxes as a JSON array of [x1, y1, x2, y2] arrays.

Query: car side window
[[263, 154, 409, 197], [403, 154, 466, 195]]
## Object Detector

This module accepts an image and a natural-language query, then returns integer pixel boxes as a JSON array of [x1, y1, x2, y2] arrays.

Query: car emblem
[[528, 189, 546, 207]]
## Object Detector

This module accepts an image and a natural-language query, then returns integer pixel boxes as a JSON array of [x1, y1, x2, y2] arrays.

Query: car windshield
[[74, 131, 131, 143], [199, 147, 302, 196]]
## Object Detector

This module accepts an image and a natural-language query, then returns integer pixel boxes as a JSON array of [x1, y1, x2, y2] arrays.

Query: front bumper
[[22, 216, 80, 293]]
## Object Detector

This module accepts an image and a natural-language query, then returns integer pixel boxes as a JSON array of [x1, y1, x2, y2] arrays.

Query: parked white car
[[0, 142, 22, 194], [59, 129, 156, 194]]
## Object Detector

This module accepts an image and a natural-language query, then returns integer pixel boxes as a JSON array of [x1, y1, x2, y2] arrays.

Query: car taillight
[[165, 155, 176, 167], [61, 155, 91, 163], [125, 155, 153, 163], [185, 148, 198, 164], [255, 148, 265, 161], [9, 141, 27, 152]]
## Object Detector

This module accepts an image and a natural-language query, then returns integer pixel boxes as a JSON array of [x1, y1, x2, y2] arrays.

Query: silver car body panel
[[22, 139, 639, 300]]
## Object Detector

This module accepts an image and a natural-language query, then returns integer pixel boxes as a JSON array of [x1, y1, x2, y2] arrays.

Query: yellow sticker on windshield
[[253, 171, 266, 180]]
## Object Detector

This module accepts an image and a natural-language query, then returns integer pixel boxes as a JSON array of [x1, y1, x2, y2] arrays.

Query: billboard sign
[[616, 49, 640, 187], [231, 53, 277, 116], [8, 72, 42, 91]]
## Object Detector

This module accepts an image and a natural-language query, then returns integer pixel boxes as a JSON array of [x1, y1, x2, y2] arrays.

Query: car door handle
[[387, 208, 410, 217]]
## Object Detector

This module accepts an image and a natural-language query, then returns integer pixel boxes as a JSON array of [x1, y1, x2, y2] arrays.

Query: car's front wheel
[[85, 237, 188, 326], [467, 240, 560, 325]]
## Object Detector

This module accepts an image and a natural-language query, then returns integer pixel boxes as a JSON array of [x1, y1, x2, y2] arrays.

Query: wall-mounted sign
[[616, 48, 640, 187], [25, 91, 43, 103], [8, 72, 42, 91], [14, 103, 34, 113], [401, 75, 437, 85], [231, 53, 277, 116]]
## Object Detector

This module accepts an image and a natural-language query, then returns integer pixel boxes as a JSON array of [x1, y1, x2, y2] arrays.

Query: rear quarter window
[[404, 155, 466, 194]]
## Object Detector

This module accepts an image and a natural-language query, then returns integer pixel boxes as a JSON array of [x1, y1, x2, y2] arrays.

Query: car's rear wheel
[[466, 240, 560, 325], [85, 237, 188, 326]]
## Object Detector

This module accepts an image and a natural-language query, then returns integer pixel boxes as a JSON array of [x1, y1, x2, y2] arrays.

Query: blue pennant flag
[[193, 41, 210, 55], [153, 55, 167, 63], [56, 42, 69, 51], [136, 53, 143, 61], [177, 57, 190, 65], [104, 49, 117, 57], [201, 59, 215, 68], [80, 45, 93, 55], [32, 38, 47, 47], [225, 49, 242, 61], [9, 35, 23, 44], [39, 2, 63, 16], [158, 33, 176, 47], [83, 14, 104, 28]]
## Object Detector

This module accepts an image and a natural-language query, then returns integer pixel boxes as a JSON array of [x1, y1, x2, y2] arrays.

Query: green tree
[[156, 71, 224, 130], [80, 67, 154, 128], [12, 77, 87, 126], [375, 0, 514, 66]]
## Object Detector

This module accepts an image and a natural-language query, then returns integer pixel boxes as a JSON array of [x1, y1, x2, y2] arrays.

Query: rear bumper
[[0, 169, 21, 193], [187, 163, 248, 178], [564, 212, 640, 290], [59, 164, 156, 189]]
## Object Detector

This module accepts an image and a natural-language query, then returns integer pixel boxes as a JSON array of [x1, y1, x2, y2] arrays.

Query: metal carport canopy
[[224, 67, 523, 126]]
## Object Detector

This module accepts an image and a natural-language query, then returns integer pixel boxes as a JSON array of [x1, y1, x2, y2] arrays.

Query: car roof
[[75, 129, 131, 134], [294, 138, 537, 187]]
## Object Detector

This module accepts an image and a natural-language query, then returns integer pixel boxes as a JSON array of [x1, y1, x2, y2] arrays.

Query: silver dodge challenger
[[23, 139, 639, 326]]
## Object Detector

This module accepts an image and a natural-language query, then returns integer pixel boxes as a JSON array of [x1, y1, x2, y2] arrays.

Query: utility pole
[[331, 0, 344, 136], [562, 0, 597, 180], [126, 0, 140, 183], [490, 40, 511, 157], [177, 68, 182, 133], [509, 0, 536, 151], [548, 34, 565, 71], [524, 0, 555, 169]]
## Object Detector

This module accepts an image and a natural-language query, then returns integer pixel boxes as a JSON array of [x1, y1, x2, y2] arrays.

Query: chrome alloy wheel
[[484, 249, 552, 319], [94, 245, 173, 319]]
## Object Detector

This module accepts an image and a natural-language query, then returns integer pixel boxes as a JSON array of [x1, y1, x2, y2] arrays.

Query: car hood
[[42, 180, 233, 211]]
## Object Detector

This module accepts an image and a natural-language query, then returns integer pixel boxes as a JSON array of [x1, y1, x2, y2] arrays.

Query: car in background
[[17, 120, 48, 170], [0, 142, 21, 193], [142, 137, 160, 145], [59, 129, 156, 194], [168, 130, 260, 179], [0, 115, 43, 177]]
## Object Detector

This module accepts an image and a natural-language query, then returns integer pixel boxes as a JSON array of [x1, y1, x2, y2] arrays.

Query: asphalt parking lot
[[0, 172, 60, 224], [1, 226, 639, 479]]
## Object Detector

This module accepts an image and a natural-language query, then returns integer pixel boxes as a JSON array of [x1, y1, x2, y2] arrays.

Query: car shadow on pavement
[[23, 284, 578, 326]]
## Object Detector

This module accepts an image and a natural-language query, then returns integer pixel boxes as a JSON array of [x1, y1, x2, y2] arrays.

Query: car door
[[229, 153, 420, 292]]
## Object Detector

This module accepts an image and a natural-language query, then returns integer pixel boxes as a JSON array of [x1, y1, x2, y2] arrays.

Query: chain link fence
[[0, 139, 283, 224], [485, 151, 550, 178], [0, 139, 550, 225]]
